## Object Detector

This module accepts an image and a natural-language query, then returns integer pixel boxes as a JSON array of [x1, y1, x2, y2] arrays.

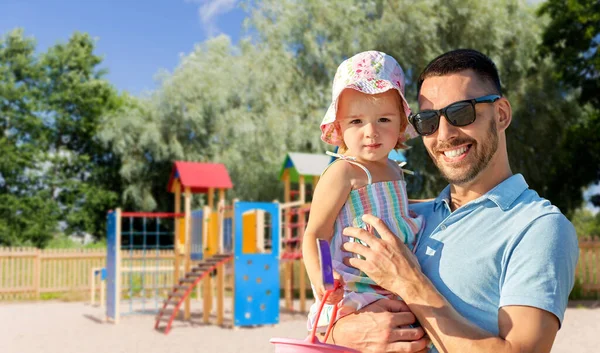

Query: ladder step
[[209, 256, 230, 262], [209, 254, 231, 260], [156, 316, 171, 322], [173, 285, 189, 291], [180, 278, 197, 283], [192, 265, 212, 272], [157, 309, 177, 320], [164, 299, 180, 305], [169, 291, 186, 297]]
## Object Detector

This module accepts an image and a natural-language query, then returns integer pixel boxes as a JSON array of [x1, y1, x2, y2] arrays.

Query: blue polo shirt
[[409, 174, 578, 348]]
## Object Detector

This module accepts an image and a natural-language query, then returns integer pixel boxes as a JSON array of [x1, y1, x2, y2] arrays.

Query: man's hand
[[342, 214, 422, 298], [328, 299, 430, 353], [340, 215, 562, 353]]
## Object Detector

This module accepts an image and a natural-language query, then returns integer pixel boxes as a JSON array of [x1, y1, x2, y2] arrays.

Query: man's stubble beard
[[430, 118, 499, 186]]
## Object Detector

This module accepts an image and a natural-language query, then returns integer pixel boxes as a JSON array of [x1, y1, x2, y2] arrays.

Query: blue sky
[[0, 0, 246, 95], [0, 0, 548, 97]]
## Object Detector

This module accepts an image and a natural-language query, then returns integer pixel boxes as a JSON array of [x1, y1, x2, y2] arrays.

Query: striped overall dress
[[307, 156, 423, 331]]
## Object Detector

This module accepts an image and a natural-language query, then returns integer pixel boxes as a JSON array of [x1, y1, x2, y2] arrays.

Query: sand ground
[[1, 300, 598, 353]]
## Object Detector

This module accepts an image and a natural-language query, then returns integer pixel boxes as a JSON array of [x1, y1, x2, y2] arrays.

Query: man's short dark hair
[[416, 49, 502, 97]]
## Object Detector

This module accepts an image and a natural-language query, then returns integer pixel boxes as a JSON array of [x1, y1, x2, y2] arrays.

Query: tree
[[538, 0, 600, 214], [249, 0, 588, 211], [0, 29, 60, 246], [0, 29, 123, 246], [101, 36, 306, 208], [591, 194, 600, 208], [571, 208, 600, 239], [248, 0, 596, 214], [36, 31, 125, 238], [538, 0, 599, 108], [103, 0, 588, 216]]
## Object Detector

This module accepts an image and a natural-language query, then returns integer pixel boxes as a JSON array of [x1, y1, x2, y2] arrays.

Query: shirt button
[[440, 224, 447, 230]]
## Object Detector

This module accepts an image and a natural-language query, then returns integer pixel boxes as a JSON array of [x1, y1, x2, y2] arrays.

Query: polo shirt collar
[[433, 174, 529, 212], [484, 174, 529, 211], [434, 185, 451, 212]]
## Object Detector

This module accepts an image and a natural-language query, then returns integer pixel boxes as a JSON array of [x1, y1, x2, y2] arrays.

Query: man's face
[[418, 70, 499, 185]]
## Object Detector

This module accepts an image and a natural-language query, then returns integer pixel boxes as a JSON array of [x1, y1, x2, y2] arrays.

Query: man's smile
[[438, 144, 471, 162]]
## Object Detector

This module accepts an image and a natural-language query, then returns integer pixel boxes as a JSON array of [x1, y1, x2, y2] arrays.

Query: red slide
[[154, 253, 233, 334]]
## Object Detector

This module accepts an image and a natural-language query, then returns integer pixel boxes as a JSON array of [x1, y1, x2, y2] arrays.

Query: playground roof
[[279, 152, 332, 183], [167, 161, 233, 194]]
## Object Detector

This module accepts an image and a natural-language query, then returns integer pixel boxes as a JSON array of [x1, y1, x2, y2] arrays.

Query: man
[[327, 49, 579, 353]]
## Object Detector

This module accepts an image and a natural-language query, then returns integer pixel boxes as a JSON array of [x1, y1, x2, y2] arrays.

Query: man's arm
[[321, 298, 430, 353], [341, 214, 572, 353], [403, 269, 558, 353]]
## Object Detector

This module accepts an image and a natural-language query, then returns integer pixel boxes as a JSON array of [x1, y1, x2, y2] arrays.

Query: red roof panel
[[167, 161, 233, 194]]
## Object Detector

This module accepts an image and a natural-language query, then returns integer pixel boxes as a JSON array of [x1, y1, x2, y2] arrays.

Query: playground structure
[[103, 161, 290, 333], [278, 153, 331, 312], [102, 151, 380, 333]]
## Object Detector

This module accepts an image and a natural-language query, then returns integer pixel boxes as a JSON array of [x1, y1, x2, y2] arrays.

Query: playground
[[1, 152, 600, 353], [100, 154, 332, 333], [2, 153, 600, 353], [1, 300, 599, 353]]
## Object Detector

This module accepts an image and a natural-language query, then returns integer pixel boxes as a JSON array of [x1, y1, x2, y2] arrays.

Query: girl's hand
[[324, 272, 344, 305]]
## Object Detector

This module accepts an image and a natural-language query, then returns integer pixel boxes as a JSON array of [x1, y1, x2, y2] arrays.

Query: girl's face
[[336, 89, 403, 163]]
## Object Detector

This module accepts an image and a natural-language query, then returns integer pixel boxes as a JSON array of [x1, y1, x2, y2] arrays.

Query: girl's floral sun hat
[[320, 50, 418, 146]]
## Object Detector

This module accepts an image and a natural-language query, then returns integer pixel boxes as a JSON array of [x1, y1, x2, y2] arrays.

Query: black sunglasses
[[408, 94, 501, 136]]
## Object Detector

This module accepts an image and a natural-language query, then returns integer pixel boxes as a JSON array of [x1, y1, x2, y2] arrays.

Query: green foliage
[[571, 208, 600, 239], [0, 29, 123, 246], [538, 0, 600, 108], [103, 0, 592, 216], [101, 35, 303, 207], [1, 29, 58, 247], [0, 192, 60, 247], [45, 234, 106, 249], [4, 0, 599, 246], [538, 0, 600, 213]]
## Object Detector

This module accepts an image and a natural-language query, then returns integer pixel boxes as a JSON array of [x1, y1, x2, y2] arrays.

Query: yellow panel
[[206, 214, 219, 256], [242, 211, 257, 254], [177, 218, 186, 253]]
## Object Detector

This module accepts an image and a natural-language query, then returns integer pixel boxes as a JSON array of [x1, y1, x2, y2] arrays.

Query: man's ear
[[496, 97, 512, 132]]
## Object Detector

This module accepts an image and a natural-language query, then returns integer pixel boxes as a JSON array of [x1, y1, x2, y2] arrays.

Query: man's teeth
[[443, 146, 468, 158]]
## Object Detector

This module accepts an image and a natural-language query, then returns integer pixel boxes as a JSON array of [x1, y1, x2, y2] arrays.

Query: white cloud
[[186, 0, 239, 37], [584, 183, 600, 214]]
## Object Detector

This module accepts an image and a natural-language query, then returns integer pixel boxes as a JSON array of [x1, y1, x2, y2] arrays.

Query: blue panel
[[233, 202, 280, 326], [95, 268, 107, 281], [105, 211, 117, 320], [191, 209, 203, 261], [223, 218, 233, 253], [329, 146, 339, 163], [284, 156, 294, 169], [234, 254, 280, 326], [388, 149, 407, 163]]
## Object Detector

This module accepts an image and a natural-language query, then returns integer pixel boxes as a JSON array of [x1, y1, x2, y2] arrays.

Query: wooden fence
[[1, 240, 599, 301], [0, 247, 176, 301], [578, 239, 600, 296]]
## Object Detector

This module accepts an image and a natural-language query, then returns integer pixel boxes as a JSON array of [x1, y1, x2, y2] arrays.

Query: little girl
[[302, 50, 423, 332]]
